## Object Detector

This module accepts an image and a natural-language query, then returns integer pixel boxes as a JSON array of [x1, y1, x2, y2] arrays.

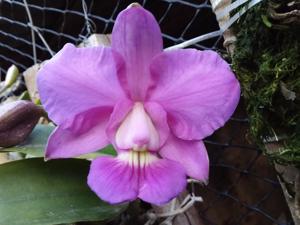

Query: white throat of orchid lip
[[118, 151, 157, 167], [115, 102, 160, 152]]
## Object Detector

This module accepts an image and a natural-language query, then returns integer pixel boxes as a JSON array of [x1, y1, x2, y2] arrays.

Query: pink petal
[[88, 156, 139, 204], [138, 158, 187, 205], [45, 108, 111, 159], [106, 99, 134, 150], [144, 102, 170, 150], [159, 135, 209, 181], [37, 43, 126, 127], [149, 49, 240, 140], [112, 6, 163, 101]]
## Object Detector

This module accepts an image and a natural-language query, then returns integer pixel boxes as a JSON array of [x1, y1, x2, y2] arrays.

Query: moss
[[232, 2, 300, 166]]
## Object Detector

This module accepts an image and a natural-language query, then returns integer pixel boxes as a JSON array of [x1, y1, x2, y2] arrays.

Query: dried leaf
[[280, 82, 296, 101], [79, 34, 111, 47]]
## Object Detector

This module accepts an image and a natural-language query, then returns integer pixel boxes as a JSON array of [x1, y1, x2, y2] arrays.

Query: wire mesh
[[0, 0, 294, 224]]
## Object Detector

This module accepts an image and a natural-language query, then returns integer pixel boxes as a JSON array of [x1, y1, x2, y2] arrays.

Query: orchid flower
[[37, 4, 240, 205]]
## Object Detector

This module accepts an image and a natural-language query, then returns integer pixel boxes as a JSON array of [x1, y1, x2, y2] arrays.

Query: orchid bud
[[4, 65, 19, 88], [0, 100, 44, 147]]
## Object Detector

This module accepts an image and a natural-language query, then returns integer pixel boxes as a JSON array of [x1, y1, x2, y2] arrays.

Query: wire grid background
[[0, 0, 294, 225]]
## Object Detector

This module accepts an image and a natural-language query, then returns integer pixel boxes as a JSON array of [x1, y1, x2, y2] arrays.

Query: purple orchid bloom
[[37, 5, 240, 205]]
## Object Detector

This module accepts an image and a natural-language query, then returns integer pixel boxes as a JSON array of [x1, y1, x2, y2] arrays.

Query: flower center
[[115, 102, 160, 151], [118, 151, 157, 167]]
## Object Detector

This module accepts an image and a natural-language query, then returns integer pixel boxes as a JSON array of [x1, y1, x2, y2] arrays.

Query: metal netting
[[0, 0, 294, 224]]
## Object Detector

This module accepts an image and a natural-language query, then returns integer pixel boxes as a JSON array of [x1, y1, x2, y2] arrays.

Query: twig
[[80, 0, 96, 41], [166, 30, 223, 50], [145, 193, 203, 225], [27, 23, 54, 57], [23, 0, 37, 64], [81, 0, 92, 35], [166, 0, 263, 50]]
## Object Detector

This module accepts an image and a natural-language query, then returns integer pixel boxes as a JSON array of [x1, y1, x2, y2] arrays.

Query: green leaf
[[79, 145, 117, 159], [18, 91, 31, 100], [0, 158, 127, 225], [0, 124, 117, 157]]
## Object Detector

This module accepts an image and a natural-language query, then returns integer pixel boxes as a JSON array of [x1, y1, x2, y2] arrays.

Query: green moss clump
[[232, 2, 300, 166]]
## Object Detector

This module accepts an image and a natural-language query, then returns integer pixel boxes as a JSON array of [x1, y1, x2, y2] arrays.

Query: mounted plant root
[[231, 1, 300, 223], [232, 1, 300, 166]]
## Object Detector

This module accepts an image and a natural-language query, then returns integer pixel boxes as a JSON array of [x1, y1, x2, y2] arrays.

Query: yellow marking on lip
[[119, 151, 158, 167]]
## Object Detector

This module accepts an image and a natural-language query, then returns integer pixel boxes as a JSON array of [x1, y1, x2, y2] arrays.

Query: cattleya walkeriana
[[37, 4, 240, 205]]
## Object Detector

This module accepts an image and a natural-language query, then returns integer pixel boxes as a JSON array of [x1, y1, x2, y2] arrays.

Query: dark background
[[0, 0, 294, 224]]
